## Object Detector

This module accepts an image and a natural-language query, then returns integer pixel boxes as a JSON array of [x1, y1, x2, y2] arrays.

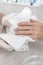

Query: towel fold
[[0, 34, 34, 51], [0, 7, 37, 51]]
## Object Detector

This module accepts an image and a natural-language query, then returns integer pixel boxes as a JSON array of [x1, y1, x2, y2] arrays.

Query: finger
[[15, 31, 39, 40], [15, 30, 32, 35], [14, 26, 32, 31], [14, 26, 40, 31], [18, 22, 35, 26], [30, 19, 38, 23]]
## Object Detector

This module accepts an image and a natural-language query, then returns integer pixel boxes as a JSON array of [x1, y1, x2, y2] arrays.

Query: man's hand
[[14, 20, 43, 41]]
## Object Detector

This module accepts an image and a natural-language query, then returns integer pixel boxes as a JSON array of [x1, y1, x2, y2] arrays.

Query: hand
[[14, 20, 43, 40]]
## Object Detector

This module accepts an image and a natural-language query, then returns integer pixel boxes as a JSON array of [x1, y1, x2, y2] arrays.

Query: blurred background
[[0, 0, 43, 6]]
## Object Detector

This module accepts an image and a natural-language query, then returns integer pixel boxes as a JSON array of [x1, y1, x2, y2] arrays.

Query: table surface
[[0, 3, 43, 65]]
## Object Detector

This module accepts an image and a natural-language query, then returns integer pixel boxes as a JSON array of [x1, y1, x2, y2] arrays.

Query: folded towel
[[0, 7, 37, 51], [0, 34, 34, 51]]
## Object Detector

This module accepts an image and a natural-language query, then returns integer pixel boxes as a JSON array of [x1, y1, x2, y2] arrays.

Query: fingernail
[[15, 32, 18, 35], [14, 28, 18, 31], [30, 19, 35, 23], [14, 29, 17, 31]]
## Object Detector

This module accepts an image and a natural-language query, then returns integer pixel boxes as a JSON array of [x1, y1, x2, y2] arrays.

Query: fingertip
[[30, 19, 37, 23], [18, 22, 22, 26], [14, 28, 17, 31]]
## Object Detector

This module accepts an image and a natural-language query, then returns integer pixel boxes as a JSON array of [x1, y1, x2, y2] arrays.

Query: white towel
[[0, 34, 34, 51], [0, 7, 37, 51]]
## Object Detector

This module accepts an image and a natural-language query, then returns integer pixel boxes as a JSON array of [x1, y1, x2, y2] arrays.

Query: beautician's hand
[[15, 20, 43, 41]]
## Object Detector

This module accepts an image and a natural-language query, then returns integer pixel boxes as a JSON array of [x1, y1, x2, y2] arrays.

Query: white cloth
[[0, 7, 37, 51]]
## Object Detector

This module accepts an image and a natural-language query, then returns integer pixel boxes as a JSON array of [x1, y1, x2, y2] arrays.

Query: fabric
[[0, 7, 37, 51]]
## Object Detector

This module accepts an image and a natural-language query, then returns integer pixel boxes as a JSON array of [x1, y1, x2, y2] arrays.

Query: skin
[[14, 20, 43, 41], [0, 13, 5, 24]]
